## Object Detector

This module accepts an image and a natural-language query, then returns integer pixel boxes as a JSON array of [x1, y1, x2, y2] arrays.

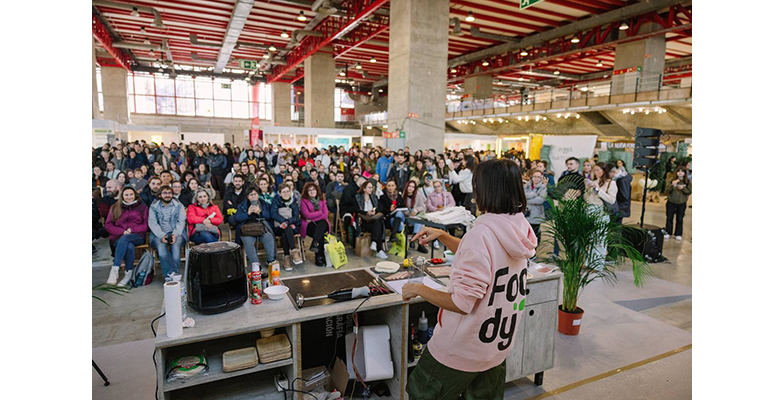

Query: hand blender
[[295, 286, 371, 308]]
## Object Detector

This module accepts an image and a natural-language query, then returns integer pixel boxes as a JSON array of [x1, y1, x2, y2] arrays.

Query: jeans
[[665, 202, 687, 236], [151, 233, 186, 278], [242, 232, 277, 266], [530, 223, 542, 244], [387, 211, 405, 238], [112, 234, 145, 271], [191, 231, 218, 245]]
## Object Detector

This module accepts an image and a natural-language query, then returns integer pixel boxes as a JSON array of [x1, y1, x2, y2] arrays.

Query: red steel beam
[[544, 0, 609, 14], [452, 0, 564, 27], [92, 14, 132, 71], [267, 0, 389, 83]]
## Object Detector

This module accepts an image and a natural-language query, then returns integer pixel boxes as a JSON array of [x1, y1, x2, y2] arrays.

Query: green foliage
[[541, 193, 652, 312], [93, 283, 130, 306]]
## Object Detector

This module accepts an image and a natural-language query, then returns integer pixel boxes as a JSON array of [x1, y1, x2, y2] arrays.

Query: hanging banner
[[541, 135, 598, 179], [529, 135, 543, 160], [250, 117, 263, 147]]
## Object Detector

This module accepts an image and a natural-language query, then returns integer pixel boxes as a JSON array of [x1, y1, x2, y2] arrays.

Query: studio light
[[466, 11, 475, 22]]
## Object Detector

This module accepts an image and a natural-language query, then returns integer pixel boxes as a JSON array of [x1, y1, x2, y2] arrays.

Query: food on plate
[[536, 266, 553, 274], [385, 271, 410, 281], [429, 258, 445, 264]]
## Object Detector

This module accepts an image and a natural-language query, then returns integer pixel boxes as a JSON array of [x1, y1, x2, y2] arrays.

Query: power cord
[[151, 312, 165, 400], [280, 375, 319, 400], [349, 296, 371, 399]]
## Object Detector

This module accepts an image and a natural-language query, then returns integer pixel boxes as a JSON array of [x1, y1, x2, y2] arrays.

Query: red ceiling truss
[[92, 14, 132, 71]]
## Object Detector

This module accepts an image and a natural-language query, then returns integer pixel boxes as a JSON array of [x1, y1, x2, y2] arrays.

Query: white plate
[[527, 272, 534, 280], [375, 261, 400, 273], [264, 285, 289, 300]]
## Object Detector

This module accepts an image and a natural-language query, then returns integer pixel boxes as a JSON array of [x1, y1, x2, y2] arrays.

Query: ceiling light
[[158, 67, 164, 73], [482, 61, 489, 66], [450, 68, 457, 73], [596, 60, 603, 67], [378, 88, 383, 93], [535, 116, 540, 121], [557, 113, 562, 118], [268, 44, 277, 52], [370, 57, 376, 63], [297, 11, 307, 21], [335, 79, 340, 83], [465, 11, 475, 22], [471, 121, 476, 125], [262, 53, 269, 59], [366, 126, 372, 129], [520, 49, 528, 56], [518, 77, 525, 81], [645, 110, 649, 115], [297, 91, 301, 94], [382, 125, 388, 129], [367, 91, 372, 95], [564, 113, 569, 119], [339, 71, 346, 76], [553, 69, 560, 75], [630, 110, 635, 115], [619, 22, 629, 30], [571, 35, 580, 44], [580, 87, 589, 91], [356, 63, 362, 69], [281, 30, 289, 38], [483, 118, 488, 122], [144, 37, 150, 45], [131, 7, 140, 17], [576, 114, 580, 119], [623, 109, 628, 114], [543, 117, 547, 120], [140, 27, 146, 34]]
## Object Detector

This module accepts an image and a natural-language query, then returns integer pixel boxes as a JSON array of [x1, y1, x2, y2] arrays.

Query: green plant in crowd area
[[543, 183, 652, 313], [93, 283, 130, 306]]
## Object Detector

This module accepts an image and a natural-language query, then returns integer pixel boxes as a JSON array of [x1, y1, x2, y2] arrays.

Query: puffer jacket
[[667, 180, 692, 204], [186, 202, 224, 238], [104, 201, 149, 243], [233, 198, 273, 243], [524, 181, 547, 225]]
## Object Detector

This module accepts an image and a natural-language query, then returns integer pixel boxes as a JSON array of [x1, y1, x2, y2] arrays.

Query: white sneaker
[[370, 241, 377, 252], [117, 271, 133, 287], [663, 234, 670, 239], [675, 236, 682, 241], [106, 266, 120, 285], [376, 250, 388, 259], [433, 240, 440, 250]]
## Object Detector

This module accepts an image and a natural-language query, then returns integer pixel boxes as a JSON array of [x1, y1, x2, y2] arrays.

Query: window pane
[[127, 94, 134, 113], [135, 76, 155, 95], [177, 98, 195, 116], [232, 81, 249, 101], [262, 103, 272, 120], [126, 75, 133, 94], [195, 79, 213, 99], [214, 100, 231, 117], [156, 77, 175, 96], [232, 101, 249, 119], [96, 70, 103, 93], [98, 93, 104, 112], [250, 102, 260, 118], [196, 99, 214, 116], [176, 79, 195, 98], [214, 80, 232, 100], [157, 96, 176, 114], [136, 95, 156, 113]]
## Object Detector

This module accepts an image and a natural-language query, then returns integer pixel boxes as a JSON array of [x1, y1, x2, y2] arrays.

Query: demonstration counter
[[154, 266, 562, 400]]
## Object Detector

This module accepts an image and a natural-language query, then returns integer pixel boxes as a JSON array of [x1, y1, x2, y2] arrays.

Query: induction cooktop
[[282, 269, 392, 310]]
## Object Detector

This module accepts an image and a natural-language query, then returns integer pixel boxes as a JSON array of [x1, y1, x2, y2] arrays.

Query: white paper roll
[[164, 281, 183, 338]]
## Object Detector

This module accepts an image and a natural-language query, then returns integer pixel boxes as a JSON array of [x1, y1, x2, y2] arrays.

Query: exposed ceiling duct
[[289, 30, 325, 47], [112, 42, 162, 51], [92, 1, 166, 28], [189, 33, 222, 48], [215, 0, 255, 73], [450, 18, 464, 37], [312, 0, 338, 14], [191, 52, 218, 62], [469, 27, 519, 43]]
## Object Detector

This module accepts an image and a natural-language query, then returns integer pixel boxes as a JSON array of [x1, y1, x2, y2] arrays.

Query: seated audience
[[271, 183, 303, 270], [148, 185, 187, 280], [356, 180, 388, 259], [104, 187, 148, 286], [234, 187, 277, 271], [187, 189, 223, 245], [300, 182, 330, 267]]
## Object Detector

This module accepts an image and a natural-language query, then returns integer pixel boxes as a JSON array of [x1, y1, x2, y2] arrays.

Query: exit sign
[[239, 59, 257, 69], [520, 0, 544, 9], [221, 83, 232, 89]]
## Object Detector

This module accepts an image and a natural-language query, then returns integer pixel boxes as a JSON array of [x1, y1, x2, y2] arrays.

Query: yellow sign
[[529, 134, 543, 160]]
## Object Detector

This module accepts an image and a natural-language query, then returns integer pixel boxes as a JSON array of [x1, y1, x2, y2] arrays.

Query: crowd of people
[[92, 140, 690, 286]]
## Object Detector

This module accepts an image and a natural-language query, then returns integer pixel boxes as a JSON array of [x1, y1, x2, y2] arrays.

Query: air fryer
[[186, 241, 247, 314]]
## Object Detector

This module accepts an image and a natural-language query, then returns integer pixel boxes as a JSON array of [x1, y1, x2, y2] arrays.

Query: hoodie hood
[[474, 213, 537, 260]]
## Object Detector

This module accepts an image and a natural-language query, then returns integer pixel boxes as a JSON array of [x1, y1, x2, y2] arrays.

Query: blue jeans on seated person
[[112, 233, 145, 271], [191, 231, 218, 245], [242, 231, 277, 266], [388, 211, 405, 238], [151, 233, 187, 279]]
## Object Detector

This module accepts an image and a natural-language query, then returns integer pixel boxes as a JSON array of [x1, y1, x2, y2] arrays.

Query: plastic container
[[417, 311, 429, 344], [271, 270, 281, 286]]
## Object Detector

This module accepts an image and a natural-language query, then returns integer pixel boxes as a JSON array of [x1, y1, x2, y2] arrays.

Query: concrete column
[[272, 81, 292, 126], [387, 0, 449, 152], [612, 23, 666, 94], [304, 46, 335, 128], [101, 66, 129, 124], [92, 36, 101, 119], [463, 75, 493, 100]]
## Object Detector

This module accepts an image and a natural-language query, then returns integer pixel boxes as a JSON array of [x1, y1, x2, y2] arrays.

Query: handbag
[[241, 222, 265, 237], [195, 223, 220, 235], [360, 212, 384, 223], [354, 233, 372, 257], [325, 234, 348, 269], [601, 182, 619, 216]]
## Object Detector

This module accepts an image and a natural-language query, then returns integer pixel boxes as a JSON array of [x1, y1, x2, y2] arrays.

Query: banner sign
[[250, 117, 262, 147], [541, 135, 598, 179], [613, 66, 641, 76]]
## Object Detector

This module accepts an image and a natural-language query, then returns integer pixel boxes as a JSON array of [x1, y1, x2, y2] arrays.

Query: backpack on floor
[[132, 250, 155, 287]]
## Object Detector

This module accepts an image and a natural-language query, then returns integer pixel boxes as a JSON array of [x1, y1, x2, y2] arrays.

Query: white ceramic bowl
[[444, 250, 455, 263], [264, 285, 289, 301]]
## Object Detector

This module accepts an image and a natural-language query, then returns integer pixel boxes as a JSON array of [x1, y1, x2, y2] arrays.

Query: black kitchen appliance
[[186, 241, 247, 314]]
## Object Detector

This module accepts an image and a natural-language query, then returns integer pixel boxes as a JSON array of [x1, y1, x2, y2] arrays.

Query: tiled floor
[[92, 200, 691, 399]]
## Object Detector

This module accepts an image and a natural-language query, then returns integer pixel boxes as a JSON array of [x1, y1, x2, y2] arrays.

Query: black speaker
[[634, 127, 663, 171], [623, 224, 667, 263]]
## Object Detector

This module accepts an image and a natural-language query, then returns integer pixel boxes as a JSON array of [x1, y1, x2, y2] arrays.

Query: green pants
[[406, 350, 506, 400]]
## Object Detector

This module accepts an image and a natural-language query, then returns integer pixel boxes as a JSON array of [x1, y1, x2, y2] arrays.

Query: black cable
[[151, 312, 165, 400]]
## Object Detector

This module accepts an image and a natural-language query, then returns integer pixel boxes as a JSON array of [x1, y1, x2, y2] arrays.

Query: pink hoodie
[[426, 212, 537, 372]]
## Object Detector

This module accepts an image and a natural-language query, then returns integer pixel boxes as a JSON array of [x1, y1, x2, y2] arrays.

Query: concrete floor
[[93, 200, 691, 399]]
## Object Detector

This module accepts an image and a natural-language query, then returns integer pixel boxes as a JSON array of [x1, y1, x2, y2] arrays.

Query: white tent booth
[[444, 133, 498, 151], [124, 124, 180, 145], [92, 119, 122, 147], [261, 126, 361, 150]]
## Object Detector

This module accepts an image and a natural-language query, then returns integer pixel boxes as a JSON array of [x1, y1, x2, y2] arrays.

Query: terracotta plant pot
[[558, 306, 585, 335]]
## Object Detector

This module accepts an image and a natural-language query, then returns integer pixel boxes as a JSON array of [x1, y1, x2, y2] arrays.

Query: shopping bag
[[354, 233, 371, 257], [325, 234, 348, 269], [323, 243, 333, 267], [389, 232, 406, 257]]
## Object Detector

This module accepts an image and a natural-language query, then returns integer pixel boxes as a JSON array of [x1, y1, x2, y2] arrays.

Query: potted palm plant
[[543, 185, 651, 335]]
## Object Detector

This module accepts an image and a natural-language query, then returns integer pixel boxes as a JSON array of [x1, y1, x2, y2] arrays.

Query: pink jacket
[[426, 213, 537, 372], [426, 191, 456, 212], [299, 198, 330, 239]]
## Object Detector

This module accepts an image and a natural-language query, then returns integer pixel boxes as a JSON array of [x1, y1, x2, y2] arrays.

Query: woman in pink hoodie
[[300, 182, 330, 267], [425, 179, 456, 212], [403, 159, 537, 400]]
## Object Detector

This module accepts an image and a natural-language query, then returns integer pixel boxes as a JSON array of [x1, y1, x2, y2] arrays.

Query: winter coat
[[299, 198, 330, 239], [222, 187, 247, 218], [524, 181, 547, 225], [186, 202, 223, 238], [104, 201, 149, 243], [208, 153, 228, 176], [615, 173, 633, 218], [375, 156, 394, 182], [387, 163, 410, 194], [356, 193, 380, 215], [667, 180, 692, 204], [140, 185, 159, 206], [426, 190, 456, 212], [128, 156, 144, 170], [270, 195, 301, 233], [339, 183, 359, 217], [378, 192, 405, 219], [233, 198, 273, 243]]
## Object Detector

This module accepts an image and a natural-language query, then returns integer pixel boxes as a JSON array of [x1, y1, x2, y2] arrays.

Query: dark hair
[[472, 159, 526, 214], [336, 170, 345, 176], [565, 157, 579, 164], [675, 166, 690, 184], [159, 185, 173, 193], [301, 182, 324, 201], [464, 155, 477, 171], [402, 179, 418, 205], [233, 173, 245, 182], [595, 162, 612, 187], [357, 180, 373, 194], [245, 186, 260, 198], [160, 170, 172, 176]]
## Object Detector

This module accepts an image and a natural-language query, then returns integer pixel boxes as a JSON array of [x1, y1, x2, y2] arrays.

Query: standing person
[[583, 163, 618, 266], [449, 156, 476, 215], [234, 187, 277, 271], [614, 166, 633, 225], [356, 180, 389, 259], [403, 179, 429, 254], [340, 175, 366, 248], [187, 190, 223, 245], [378, 178, 406, 243], [271, 184, 303, 270], [376, 149, 394, 183], [148, 185, 187, 280], [436, 158, 451, 186], [402, 159, 537, 400], [104, 187, 149, 286], [208, 147, 228, 199], [300, 182, 331, 267], [387, 152, 410, 194], [582, 160, 594, 180], [524, 169, 547, 243], [664, 166, 691, 241]]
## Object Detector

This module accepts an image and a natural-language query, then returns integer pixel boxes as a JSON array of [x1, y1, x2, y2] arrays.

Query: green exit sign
[[520, 0, 544, 9], [239, 59, 257, 69], [221, 83, 231, 89]]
